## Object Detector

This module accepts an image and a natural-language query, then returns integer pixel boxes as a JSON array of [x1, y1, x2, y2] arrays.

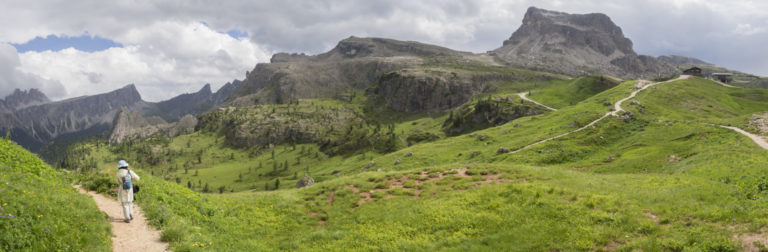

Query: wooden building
[[682, 67, 702, 76]]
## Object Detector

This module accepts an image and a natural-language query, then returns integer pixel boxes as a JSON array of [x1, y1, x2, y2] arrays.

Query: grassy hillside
[[63, 76, 768, 250], [527, 75, 621, 109], [0, 138, 111, 251]]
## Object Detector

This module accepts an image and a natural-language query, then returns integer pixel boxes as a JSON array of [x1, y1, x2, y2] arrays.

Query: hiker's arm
[[130, 170, 140, 181]]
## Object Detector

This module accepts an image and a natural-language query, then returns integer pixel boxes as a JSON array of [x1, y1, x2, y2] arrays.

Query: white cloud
[[2, 0, 768, 100], [16, 21, 270, 101], [734, 23, 766, 36], [0, 43, 65, 99]]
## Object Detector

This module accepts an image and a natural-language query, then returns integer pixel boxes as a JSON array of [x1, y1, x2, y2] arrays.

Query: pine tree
[[187, 181, 192, 188], [274, 178, 280, 190], [203, 183, 210, 193]]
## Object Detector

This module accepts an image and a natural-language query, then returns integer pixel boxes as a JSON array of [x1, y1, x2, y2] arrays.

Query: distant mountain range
[[0, 81, 239, 154]]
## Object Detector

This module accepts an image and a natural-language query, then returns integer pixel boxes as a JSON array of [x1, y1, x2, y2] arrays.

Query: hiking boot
[[124, 219, 131, 223], [130, 214, 134, 220]]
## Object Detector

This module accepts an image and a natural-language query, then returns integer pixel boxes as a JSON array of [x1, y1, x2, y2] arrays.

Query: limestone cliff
[[492, 7, 676, 79]]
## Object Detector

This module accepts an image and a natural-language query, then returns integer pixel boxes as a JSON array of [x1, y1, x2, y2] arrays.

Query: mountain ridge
[[492, 6, 677, 79]]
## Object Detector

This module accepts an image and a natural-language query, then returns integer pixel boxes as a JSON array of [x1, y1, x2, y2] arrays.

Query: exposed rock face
[[226, 37, 486, 107], [492, 7, 676, 79], [108, 108, 197, 144], [748, 113, 768, 135], [1, 84, 148, 151], [657, 55, 713, 66], [442, 97, 544, 135], [370, 68, 550, 113], [1, 88, 50, 111]]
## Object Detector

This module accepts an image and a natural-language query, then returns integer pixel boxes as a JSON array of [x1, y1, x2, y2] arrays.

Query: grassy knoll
[[526, 75, 621, 109], [0, 138, 111, 251]]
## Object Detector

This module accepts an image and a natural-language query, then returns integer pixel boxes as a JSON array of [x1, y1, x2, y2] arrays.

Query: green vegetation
[[0, 138, 111, 251], [528, 75, 621, 109], [60, 76, 768, 250]]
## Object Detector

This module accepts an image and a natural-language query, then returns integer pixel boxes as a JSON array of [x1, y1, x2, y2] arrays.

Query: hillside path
[[720, 126, 768, 150], [510, 75, 690, 154], [517, 92, 557, 111], [74, 185, 169, 252]]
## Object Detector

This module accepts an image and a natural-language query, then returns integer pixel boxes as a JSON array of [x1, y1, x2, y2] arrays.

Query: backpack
[[122, 173, 132, 190]]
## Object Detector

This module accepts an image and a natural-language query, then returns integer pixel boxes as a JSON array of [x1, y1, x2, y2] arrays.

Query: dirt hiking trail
[[517, 92, 558, 111], [74, 185, 169, 252], [720, 126, 768, 150], [510, 75, 690, 154]]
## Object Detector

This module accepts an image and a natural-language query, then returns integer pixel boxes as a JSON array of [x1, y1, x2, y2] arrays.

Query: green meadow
[[0, 138, 111, 251], [47, 76, 768, 250]]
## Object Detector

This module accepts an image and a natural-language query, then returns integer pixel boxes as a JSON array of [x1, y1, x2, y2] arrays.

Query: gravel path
[[74, 185, 169, 252], [517, 92, 557, 111], [720, 126, 768, 150], [510, 75, 690, 154]]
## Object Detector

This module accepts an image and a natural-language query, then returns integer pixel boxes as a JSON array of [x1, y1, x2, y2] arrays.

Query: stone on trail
[[497, 147, 510, 154]]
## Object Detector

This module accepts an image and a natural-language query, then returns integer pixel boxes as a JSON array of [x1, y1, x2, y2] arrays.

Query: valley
[[3, 5, 768, 252]]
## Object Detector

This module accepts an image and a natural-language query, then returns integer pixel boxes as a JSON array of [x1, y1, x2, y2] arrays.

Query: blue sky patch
[[226, 29, 249, 39], [12, 34, 123, 53]]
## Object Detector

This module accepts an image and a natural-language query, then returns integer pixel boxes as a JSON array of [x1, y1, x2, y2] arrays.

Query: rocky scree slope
[[492, 7, 677, 79]]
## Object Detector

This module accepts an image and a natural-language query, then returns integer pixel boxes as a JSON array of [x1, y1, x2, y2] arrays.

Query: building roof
[[711, 73, 733, 76]]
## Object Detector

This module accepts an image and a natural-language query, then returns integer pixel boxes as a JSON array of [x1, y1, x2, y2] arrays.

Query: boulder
[[295, 174, 315, 188]]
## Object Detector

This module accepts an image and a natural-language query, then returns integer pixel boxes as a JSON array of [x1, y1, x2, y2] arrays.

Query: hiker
[[116, 160, 140, 223]]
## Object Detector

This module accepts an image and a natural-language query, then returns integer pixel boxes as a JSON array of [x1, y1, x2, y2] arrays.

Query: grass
[[0, 138, 111, 251], [527, 75, 621, 109], [61, 76, 768, 250]]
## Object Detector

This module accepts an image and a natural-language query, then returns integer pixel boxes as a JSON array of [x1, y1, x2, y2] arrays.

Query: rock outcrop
[[442, 97, 544, 135], [370, 67, 552, 113], [492, 7, 677, 79], [108, 108, 197, 144]]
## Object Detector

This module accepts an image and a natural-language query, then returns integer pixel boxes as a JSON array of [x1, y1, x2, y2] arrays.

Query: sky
[[1, 0, 766, 102]]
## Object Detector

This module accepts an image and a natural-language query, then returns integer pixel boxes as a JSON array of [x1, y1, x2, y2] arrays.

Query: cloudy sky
[[1, 0, 766, 102]]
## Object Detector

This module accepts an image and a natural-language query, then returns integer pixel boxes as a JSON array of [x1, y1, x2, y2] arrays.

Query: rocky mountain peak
[[109, 84, 143, 104], [2, 88, 50, 111], [493, 7, 675, 79], [199, 83, 213, 95]]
